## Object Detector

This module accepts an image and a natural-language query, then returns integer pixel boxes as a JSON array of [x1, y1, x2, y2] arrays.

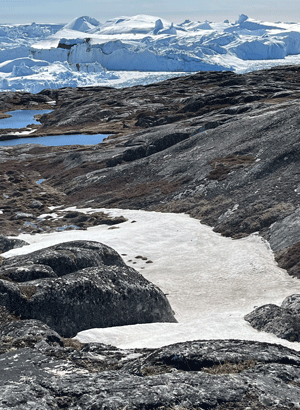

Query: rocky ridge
[[0, 68, 299, 249], [0, 66, 300, 408], [3, 318, 300, 409]]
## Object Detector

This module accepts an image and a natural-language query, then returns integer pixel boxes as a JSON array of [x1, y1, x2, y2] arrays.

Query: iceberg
[[0, 14, 300, 92], [0, 57, 49, 73], [64, 16, 100, 32]]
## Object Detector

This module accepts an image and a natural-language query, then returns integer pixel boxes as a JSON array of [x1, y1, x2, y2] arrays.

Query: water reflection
[[0, 109, 53, 129], [0, 134, 107, 146], [0, 109, 108, 146]]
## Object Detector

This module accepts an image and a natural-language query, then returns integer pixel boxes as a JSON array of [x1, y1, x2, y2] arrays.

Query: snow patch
[[4, 208, 300, 351]]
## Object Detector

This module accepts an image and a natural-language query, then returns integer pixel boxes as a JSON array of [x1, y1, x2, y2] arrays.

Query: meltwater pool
[[0, 109, 108, 146], [0, 133, 108, 146], [0, 109, 53, 129]]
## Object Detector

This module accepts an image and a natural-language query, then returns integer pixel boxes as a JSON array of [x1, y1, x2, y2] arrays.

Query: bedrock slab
[[0, 67, 298, 258], [1, 333, 300, 409]]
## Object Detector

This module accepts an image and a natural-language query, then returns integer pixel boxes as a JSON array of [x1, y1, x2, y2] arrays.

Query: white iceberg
[[0, 57, 49, 73], [0, 14, 300, 92], [64, 16, 100, 32]]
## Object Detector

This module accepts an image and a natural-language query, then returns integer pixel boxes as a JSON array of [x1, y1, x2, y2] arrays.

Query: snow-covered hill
[[1, 14, 300, 93]]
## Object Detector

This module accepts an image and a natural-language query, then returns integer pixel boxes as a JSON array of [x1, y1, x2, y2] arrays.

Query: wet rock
[[245, 295, 300, 342], [0, 241, 176, 337]]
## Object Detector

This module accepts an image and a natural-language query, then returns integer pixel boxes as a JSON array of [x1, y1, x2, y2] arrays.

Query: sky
[[1, 0, 300, 24]]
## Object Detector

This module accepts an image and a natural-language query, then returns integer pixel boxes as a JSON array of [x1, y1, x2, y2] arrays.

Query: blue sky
[[1, 0, 300, 24]]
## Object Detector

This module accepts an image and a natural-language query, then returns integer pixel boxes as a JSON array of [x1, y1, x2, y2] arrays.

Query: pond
[[0, 109, 108, 146], [0, 109, 53, 129], [0, 133, 108, 146]]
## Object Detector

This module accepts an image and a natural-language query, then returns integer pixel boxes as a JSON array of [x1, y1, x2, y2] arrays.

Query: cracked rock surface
[[1, 323, 300, 409]]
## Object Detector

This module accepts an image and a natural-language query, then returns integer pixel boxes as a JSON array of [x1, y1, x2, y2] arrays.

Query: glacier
[[1, 14, 300, 93]]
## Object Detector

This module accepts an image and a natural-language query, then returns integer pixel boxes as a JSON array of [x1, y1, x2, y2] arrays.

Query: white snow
[[64, 16, 100, 32], [3, 208, 300, 351], [0, 58, 49, 73], [7, 129, 36, 136], [0, 14, 300, 92]]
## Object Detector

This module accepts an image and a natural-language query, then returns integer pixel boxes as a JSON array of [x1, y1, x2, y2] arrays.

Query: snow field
[[4, 208, 300, 351]]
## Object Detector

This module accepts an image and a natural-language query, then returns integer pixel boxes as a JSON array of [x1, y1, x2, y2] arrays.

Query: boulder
[[245, 294, 300, 342], [275, 241, 300, 278], [269, 207, 300, 251], [281, 294, 300, 313], [0, 235, 29, 254], [0, 241, 176, 337]]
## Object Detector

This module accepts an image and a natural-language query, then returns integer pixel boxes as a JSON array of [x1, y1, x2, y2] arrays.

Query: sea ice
[[1, 14, 300, 92]]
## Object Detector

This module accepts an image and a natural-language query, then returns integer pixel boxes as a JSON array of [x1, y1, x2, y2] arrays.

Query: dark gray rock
[[269, 207, 300, 251], [0, 319, 63, 353], [2, 339, 300, 409], [0, 235, 29, 254], [0, 264, 57, 282], [0, 240, 176, 337], [28, 200, 44, 209], [123, 338, 300, 375], [275, 241, 300, 279], [245, 295, 300, 342], [281, 294, 300, 313], [1, 240, 126, 277]]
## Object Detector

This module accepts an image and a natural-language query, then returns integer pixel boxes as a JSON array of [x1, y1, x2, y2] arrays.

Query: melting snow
[[3, 208, 300, 351]]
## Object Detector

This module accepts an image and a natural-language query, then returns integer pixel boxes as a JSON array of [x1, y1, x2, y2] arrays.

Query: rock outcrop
[[245, 294, 300, 342], [275, 241, 300, 279], [0, 66, 299, 263], [1, 327, 300, 409], [1, 66, 300, 408], [0, 241, 176, 337], [0, 235, 29, 254]]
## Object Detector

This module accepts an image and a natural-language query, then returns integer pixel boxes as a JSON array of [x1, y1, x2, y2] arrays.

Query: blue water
[[0, 109, 53, 129], [0, 109, 108, 146], [0, 133, 108, 146]]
